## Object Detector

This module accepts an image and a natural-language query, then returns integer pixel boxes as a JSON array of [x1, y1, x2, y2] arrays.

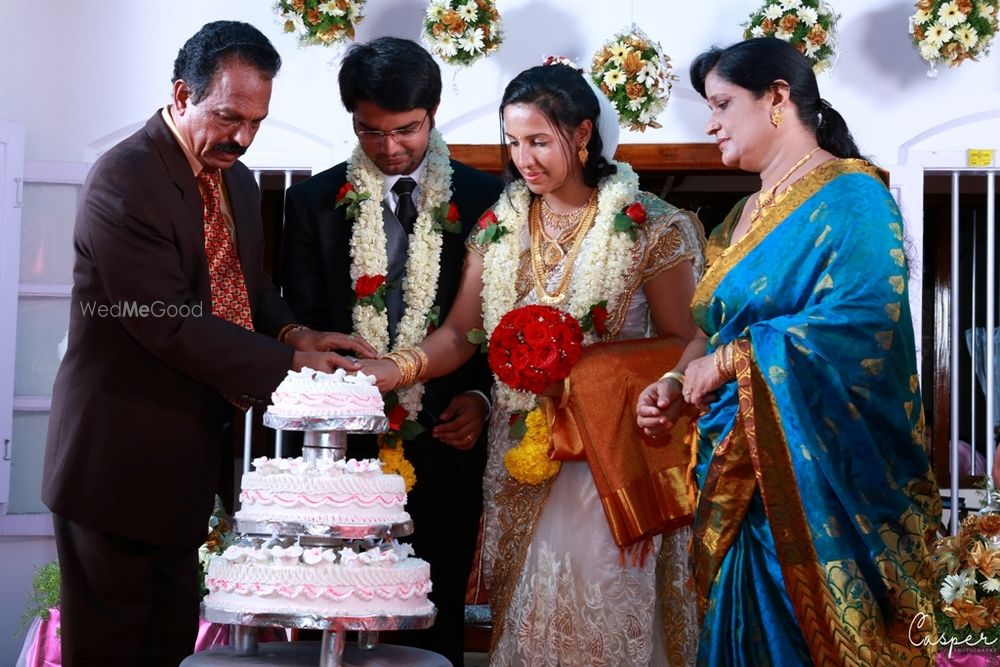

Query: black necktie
[[392, 177, 418, 235]]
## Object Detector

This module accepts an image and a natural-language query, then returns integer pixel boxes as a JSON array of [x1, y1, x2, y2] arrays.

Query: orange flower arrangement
[[275, 0, 366, 47], [743, 0, 839, 73]]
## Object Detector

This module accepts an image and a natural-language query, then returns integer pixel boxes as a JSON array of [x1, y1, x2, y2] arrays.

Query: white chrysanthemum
[[979, 1, 997, 19], [919, 40, 942, 61], [781, 0, 803, 11], [627, 98, 644, 111], [764, 4, 784, 19], [954, 24, 980, 49], [459, 27, 485, 53], [939, 2, 969, 27], [751, 25, 767, 37], [318, 0, 345, 16], [804, 40, 822, 58], [436, 34, 459, 57], [797, 6, 819, 26], [602, 68, 627, 90], [924, 23, 955, 47], [286, 12, 307, 34], [608, 42, 630, 64], [457, 1, 478, 23], [913, 8, 933, 25], [426, 3, 445, 19], [941, 571, 973, 603], [775, 29, 794, 41], [635, 63, 661, 88], [346, 0, 362, 16], [983, 576, 1000, 593], [979, 33, 993, 50]]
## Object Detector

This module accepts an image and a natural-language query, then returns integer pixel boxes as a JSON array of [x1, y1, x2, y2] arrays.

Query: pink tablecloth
[[937, 650, 1000, 666], [16, 608, 283, 667]]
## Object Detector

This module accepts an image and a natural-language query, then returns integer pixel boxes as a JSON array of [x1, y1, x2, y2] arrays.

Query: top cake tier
[[265, 367, 388, 433]]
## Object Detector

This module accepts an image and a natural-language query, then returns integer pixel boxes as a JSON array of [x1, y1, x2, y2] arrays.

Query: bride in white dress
[[365, 62, 702, 666]]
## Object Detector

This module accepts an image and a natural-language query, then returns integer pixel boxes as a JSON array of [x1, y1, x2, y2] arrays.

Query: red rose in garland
[[488, 305, 583, 395], [335, 181, 371, 220], [354, 274, 387, 312], [613, 201, 648, 240]]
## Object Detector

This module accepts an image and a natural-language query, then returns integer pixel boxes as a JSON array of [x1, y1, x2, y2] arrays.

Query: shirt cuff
[[465, 390, 492, 420]]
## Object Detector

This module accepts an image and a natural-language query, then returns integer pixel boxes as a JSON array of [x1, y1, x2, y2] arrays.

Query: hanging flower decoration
[[422, 0, 503, 67], [275, 0, 366, 47], [909, 0, 999, 76], [742, 0, 840, 73], [590, 26, 676, 132]]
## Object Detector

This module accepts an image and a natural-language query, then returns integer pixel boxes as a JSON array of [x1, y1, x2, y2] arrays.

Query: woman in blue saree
[[637, 38, 941, 666]]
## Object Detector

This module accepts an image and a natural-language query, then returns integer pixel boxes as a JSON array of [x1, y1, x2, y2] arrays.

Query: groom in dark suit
[[42, 22, 371, 666], [282, 37, 502, 666]]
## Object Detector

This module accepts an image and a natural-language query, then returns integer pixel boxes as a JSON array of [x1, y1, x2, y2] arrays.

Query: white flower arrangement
[[743, 0, 840, 73], [590, 26, 676, 132], [909, 0, 999, 75], [274, 0, 366, 46], [345, 129, 454, 420], [421, 0, 503, 67], [480, 164, 641, 411]]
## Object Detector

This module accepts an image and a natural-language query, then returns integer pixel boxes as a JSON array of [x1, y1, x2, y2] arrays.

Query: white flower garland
[[346, 129, 453, 418], [481, 162, 640, 411]]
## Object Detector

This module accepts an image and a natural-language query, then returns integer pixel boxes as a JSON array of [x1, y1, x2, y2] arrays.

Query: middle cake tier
[[235, 457, 411, 527]]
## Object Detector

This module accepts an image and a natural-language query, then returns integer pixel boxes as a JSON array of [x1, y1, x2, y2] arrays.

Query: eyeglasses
[[354, 113, 429, 144]]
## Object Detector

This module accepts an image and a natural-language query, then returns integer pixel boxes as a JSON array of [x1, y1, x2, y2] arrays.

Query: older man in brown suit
[[41, 21, 370, 666]]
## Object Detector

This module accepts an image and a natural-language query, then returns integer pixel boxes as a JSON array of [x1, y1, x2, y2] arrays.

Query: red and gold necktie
[[197, 170, 254, 332]]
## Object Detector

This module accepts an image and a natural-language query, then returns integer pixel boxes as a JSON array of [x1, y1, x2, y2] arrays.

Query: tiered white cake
[[266, 367, 384, 418]]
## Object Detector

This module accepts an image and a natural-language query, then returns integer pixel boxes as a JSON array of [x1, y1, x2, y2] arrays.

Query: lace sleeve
[[635, 192, 707, 282]]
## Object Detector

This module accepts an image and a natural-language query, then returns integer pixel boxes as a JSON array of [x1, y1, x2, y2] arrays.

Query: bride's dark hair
[[499, 64, 617, 188]]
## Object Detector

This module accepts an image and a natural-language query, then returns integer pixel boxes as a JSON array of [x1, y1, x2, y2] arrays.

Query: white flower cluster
[[910, 0, 998, 73], [346, 130, 454, 420], [742, 0, 839, 73], [591, 27, 675, 132], [422, 0, 503, 67], [480, 165, 641, 410]]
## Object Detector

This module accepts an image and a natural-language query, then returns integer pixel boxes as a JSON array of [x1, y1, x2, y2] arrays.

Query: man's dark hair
[[339, 37, 441, 113], [172, 21, 281, 104]]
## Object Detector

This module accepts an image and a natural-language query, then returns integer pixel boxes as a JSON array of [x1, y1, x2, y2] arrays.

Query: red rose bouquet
[[488, 305, 583, 394]]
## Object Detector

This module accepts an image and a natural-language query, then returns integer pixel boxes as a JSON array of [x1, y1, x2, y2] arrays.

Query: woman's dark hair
[[339, 37, 442, 113], [690, 38, 862, 160], [499, 64, 616, 188], [172, 21, 281, 104]]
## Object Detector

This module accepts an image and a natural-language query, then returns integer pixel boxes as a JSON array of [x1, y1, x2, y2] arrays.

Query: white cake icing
[[204, 541, 433, 617], [267, 367, 384, 418], [235, 457, 410, 526]]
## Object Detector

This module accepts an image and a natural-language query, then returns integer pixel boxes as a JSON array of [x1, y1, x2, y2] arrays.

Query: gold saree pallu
[[545, 337, 698, 548]]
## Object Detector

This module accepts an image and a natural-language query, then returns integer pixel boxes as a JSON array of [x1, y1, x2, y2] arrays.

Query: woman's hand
[[636, 377, 685, 437], [683, 353, 728, 411], [356, 358, 403, 393]]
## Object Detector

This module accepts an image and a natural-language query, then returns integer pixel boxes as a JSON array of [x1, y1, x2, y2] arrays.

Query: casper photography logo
[[80, 300, 203, 318]]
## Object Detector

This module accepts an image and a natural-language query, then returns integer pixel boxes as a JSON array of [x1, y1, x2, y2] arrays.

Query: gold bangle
[[557, 376, 571, 410], [660, 371, 685, 386], [383, 351, 417, 387], [278, 323, 310, 344]]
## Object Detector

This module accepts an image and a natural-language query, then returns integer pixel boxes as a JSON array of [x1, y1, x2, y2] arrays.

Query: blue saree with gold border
[[691, 159, 941, 666]]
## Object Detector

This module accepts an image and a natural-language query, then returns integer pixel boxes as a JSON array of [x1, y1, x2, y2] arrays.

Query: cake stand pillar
[[230, 624, 258, 655], [302, 430, 347, 463], [357, 630, 379, 650], [319, 629, 346, 667]]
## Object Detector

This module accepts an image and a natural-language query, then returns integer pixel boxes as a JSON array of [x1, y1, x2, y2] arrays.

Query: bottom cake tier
[[204, 542, 433, 618]]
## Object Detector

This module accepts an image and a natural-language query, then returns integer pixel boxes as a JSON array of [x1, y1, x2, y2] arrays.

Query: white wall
[[0, 1, 998, 663]]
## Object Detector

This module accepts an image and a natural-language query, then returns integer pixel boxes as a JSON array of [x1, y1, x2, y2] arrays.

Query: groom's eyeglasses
[[354, 113, 429, 145]]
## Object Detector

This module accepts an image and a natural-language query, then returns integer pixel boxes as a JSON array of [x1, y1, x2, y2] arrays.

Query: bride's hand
[[357, 358, 402, 393]]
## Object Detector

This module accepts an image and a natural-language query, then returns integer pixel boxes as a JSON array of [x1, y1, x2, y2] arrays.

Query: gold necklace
[[749, 146, 820, 225], [530, 193, 598, 305], [538, 194, 594, 270]]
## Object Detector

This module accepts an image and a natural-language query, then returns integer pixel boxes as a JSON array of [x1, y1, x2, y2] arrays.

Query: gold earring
[[578, 145, 589, 165], [770, 107, 784, 128]]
